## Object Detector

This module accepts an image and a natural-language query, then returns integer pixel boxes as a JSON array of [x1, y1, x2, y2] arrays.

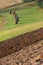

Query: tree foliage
[[37, 0, 43, 8]]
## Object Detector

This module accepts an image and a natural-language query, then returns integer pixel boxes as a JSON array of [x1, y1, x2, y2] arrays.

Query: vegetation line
[[0, 21, 43, 42]]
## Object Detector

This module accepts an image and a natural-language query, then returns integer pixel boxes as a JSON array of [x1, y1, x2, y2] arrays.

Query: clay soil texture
[[0, 39, 43, 65], [0, 27, 43, 65]]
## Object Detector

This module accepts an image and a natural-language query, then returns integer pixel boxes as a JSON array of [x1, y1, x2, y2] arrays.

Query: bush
[[40, 1, 43, 8], [37, 0, 43, 8]]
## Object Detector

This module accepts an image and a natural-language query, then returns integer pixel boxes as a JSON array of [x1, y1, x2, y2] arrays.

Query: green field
[[0, 6, 43, 42]]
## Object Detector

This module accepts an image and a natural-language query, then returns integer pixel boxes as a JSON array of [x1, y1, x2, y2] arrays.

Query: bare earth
[[0, 0, 22, 9], [0, 39, 43, 65], [0, 1, 35, 9]]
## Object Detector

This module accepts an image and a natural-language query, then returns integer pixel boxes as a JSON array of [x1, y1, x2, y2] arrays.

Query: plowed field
[[0, 28, 43, 65], [0, 39, 43, 65]]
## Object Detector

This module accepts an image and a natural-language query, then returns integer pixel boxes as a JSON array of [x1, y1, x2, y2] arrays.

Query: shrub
[[37, 0, 43, 8]]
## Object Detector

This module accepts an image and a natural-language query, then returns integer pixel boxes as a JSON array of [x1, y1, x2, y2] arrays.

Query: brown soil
[[0, 39, 43, 65], [0, 27, 43, 59], [0, 1, 35, 10], [0, 0, 23, 9]]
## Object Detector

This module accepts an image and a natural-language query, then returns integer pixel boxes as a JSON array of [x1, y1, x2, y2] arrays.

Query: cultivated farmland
[[0, 6, 43, 41], [0, 27, 43, 65], [0, 1, 43, 65]]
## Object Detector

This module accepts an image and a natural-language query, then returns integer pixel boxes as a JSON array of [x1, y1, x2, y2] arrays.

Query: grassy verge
[[0, 21, 43, 42]]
